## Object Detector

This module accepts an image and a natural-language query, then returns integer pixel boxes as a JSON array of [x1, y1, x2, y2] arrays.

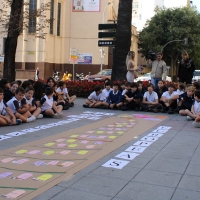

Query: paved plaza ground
[[1, 98, 200, 200]]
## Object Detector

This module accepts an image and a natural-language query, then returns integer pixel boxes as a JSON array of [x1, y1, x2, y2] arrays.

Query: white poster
[[72, 0, 100, 12], [102, 159, 129, 169], [115, 152, 139, 161], [125, 146, 147, 153]]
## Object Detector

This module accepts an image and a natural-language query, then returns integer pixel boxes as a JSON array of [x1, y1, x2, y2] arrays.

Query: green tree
[[139, 6, 200, 79], [111, 0, 133, 81]]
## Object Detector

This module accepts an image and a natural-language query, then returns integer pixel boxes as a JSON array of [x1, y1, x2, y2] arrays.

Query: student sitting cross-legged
[[121, 82, 143, 111], [6, 87, 36, 123], [0, 88, 22, 126], [40, 87, 63, 118], [140, 83, 162, 113], [101, 83, 122, 109], [83, 85, 103, 108], [101, 81, 113, 102], [178, 86, 195, 115], [160, 84, 178, 114], [184, 90, 200, 122], [24, 86, 43, 119]]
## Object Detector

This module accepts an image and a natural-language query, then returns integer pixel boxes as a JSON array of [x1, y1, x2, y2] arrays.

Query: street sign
[[70, 48, 78, 59], [98, 24, 117, 30], [98, 40, 115, 47], [98, 32, 116, 38]]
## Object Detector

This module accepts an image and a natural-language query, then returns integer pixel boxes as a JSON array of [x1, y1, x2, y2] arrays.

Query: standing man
[[147, 52, 167, 88], [35, 67, 39, 81]]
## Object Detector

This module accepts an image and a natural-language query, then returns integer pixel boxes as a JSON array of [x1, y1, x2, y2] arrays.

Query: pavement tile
[[132, 169, 182, 187], [51, 188, 111, 200], [154, 151, 192, 163], [91, 166, 141, 181], [116, 181, 175, 200], [178, 175, 200, 192], [125, 157, 151, 169], [144, 158, 189, 174], [171, 189, 200, 200], [190, 155, 200, 165], [139, 149, 158, 159], [185, 163, 200, 176], [69, 174, 129, 197], [33, 186, 65, 200]]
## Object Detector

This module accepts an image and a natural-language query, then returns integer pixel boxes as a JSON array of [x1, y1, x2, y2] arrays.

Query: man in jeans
[[147, 52, 167, 88]]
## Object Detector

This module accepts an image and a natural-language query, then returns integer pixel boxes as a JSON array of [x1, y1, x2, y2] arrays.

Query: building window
[[133, 2, 138, 8], [50, 0, 54, 34], [28, 0, 37, 33], [57, 2, 61, 36]]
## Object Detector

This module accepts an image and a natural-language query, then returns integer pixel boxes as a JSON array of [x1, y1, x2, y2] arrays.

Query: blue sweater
[[106, 90, 122, 105]]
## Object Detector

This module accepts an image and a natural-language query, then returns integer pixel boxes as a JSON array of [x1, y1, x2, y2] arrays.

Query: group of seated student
[[82, 80, 200, 127], [0, 77, 76, 126]]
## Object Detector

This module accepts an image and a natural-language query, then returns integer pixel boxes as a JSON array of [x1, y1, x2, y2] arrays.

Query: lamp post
[[100, 2, 111, 71]]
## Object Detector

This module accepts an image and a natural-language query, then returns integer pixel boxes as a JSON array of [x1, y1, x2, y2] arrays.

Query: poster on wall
[[72, 0, 100, 12], [78, 53, 92, 64]]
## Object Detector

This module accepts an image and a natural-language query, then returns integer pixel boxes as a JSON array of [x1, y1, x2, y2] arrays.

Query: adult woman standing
[[126, 51, 138, 82], [177, 51, 195, 84]]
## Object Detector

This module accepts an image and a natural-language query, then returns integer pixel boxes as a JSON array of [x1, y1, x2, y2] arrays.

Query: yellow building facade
[[0, 0, 138, 80]]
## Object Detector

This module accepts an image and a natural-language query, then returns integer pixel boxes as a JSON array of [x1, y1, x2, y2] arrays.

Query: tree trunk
[[111, 0, 132, 81], [3, 0, 23, 82]]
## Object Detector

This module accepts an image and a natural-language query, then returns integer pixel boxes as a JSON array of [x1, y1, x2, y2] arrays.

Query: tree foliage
[[111, 0, 133, 81], [139, 6, 200, 76]]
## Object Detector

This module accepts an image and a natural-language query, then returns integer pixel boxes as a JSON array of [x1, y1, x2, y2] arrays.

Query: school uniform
[[0, 99, 8, 115], [140, 91, 162, 111], [24, 96, 35, 106], [6, 97, 26, 114], [193, 100, 200, 114], [161, 91, 178, 109], [122, 89, 142, 110], [56, 87, 68, 99], [102, 88, 113, 101], [40, 95, 54, 112], [88, 91, 104, 101], [154, 86, 168, 99], [179, 92, 194, 110], [106, 90, 121, 106], [4, 89, 15, 102]]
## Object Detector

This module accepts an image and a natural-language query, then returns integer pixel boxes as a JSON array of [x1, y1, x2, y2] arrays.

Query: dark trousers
[[140, 103, 162, 110]]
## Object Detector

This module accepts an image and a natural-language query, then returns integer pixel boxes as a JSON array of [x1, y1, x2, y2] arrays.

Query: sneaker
[[36, 114, 43, 119], [193, 121, 200, 128], [121, 106, 128, 111], [186, 116, 193, 121], [63, 105, 69, 110], [53, 113, 63, 119], [70, 102, 74, 107], [151, 108, 158, 113], [102, 106, 109, 109], [27, 115, 36, 122], [162, 106, 169, 113], [15, 119, 22, 125], [83, 104, 89, 108], [168, 107, 174, 114]]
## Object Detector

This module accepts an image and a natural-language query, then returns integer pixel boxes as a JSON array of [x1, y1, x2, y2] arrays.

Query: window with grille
[[50, 0, 54, 34], [28, 0, 37, 33], [57, 2, 61, 36]]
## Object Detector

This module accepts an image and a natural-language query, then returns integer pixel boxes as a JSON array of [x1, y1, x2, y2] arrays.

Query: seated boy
[[56, 81, 76, 107], [83, 85, 103, 108], [178, 86, 195, 115], [101, 83, 121, 109], [24, 86, 43, 119], [140, 83, 162, 112], [184, 90, 200, 121], [6, 87, 35, 123], [101, 81, 113, 102], [160, 84, 178, 114], [40, 87, 63, 118], [0, 88, 22, 126], [117, 82, 131, 108], [121, 82, 143, 111]]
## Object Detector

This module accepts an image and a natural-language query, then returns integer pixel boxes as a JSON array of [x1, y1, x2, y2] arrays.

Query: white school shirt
[[88, 91, 104, 101], [24, 96, 35, 106], [193, 100, 200, 114], [56, 87, 68, 99], [40, 95, 54, 112], [6, 97, 26, 114], [143, 91, 158, 102], [102, 88, 113, 101], [0, 99, 7, 115], [176, 89, 184, 95], [122, 89, 127, 95], [162, 91, 178, 99]]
